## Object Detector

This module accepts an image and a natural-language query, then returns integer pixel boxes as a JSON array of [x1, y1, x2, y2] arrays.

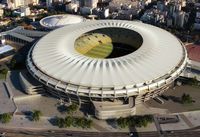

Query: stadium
[[39, 14, 85, 29], [27, 20, 187, 119]]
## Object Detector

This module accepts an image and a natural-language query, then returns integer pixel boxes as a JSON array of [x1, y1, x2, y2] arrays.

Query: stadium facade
[[27, 20, 187, 119]]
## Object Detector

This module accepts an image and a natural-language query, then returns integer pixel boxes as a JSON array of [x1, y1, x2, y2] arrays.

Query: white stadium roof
[[27, 20, 187, 96], [40, 14, 85, 29]]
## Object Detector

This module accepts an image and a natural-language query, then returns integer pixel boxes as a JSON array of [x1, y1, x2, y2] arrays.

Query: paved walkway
[[136, 103, 170, 115], [0, 114, 158, 133], [179, 114, 194, 128], [159, 111, 200, 131], [92, 119, 110, 132], [0, 115, 98, 132], [153, 115, 163, 137]]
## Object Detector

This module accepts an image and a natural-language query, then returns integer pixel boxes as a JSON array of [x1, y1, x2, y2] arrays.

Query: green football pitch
[[75, 33, 113, 58]]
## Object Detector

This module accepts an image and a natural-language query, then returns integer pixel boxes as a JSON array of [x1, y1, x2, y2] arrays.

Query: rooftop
[[29, 20, 186, 88], [40, 14, 85, 29], [186, 44, 200, 62], [0, 45, 14, 55]]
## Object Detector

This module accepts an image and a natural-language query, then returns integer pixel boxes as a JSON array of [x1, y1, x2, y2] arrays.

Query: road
[[1, 128, 130, 137], [1, 128, 200, 137]]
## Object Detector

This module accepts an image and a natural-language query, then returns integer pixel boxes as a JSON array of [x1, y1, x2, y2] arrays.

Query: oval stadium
[[27, 20, 187, 119], [39, 14, 85, 29]]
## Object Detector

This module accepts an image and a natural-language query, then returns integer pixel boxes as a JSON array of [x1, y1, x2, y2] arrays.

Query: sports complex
[[27, 20, 187, 119]]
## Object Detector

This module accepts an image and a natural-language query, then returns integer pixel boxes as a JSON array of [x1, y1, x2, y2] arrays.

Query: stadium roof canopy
[[27, 20, 187, 95], [40, 14, 85, 29]]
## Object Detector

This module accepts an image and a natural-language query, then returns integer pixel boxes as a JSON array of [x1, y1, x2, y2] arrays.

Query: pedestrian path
[[92, 119, 110, 132], [0, 115, 98, 132], [179, 114, 194, 128]]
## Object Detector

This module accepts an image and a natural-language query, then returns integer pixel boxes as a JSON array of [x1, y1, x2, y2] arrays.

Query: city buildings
[[0, 7, 4, 18], [140, 0, 189, 28], [194, 11, 200, 30], [12, 0, 39, 9], [46, 0, 53, 7], [13, 6, 31, 17], [84, 0, 99, 8]]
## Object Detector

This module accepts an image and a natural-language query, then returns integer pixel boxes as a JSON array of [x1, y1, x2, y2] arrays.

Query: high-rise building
[[13, 0, 25, 8], [46, 0, 53, 7], [0, 8, 4, 18], [173, 11, 186, 28], [84, 0, 99, 8], [20, 6, 31, 16], [11, 0, 39, 9]]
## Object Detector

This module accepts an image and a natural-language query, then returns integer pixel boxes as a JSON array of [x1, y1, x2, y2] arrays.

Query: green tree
[[73, 117, 92, 128], [67, 103, 79, 114], [32, 110, 42, 121], [55, 116, 92, 128], [181, 93, 193, 104], [64, 116, 73, 127], [3, 9, 12, 17], [74, 117, 84, 128], [10, 59, 17, 69], [85, 119, 92, 128], [189, 77, 199, 86], [117, 117, 128, 128], [0, 113, 12, 123], [0, 68, 8, 75], [56, 117, 65, 128], [0, 68, 8, 79], [116, 115, 153, 128]]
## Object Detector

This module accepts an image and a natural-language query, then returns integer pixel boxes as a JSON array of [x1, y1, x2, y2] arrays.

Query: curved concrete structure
[[40, 14, 85, 29], [27, 20, 187, 119]]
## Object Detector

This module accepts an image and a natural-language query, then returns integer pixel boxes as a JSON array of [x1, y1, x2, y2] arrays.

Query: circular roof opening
[[75, 27, 143, 59]]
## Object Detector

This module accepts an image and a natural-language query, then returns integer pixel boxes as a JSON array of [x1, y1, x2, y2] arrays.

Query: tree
[[64, 116, 73, 127], [32, 110, 42, 121], [117, 117, 128, 128], [0, 68, 8, 79], [116, 115, 153, 128], [54, 116, 92, 128], [85, 119, 92, 128], [181, 93, 193, 104], [10, 59, 17, 69], [67, 103, 79, 114], [188, 77, 199, 86], [0, 113, 12, 123], [56, 117, 65, 128], [0, 68, 8, 75], [73, 117, 92, 128], [3, 9, 12, 17]]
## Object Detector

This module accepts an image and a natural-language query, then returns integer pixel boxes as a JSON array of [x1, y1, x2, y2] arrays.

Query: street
[[1, 128, 200, 137]]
